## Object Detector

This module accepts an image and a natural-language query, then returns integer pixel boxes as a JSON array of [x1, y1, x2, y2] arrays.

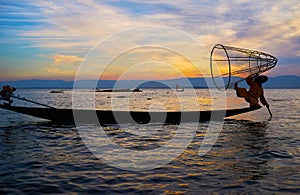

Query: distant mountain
[[0, 79, 74, 89], [0, 75, 299, 89], [264, 75, 300, 89]]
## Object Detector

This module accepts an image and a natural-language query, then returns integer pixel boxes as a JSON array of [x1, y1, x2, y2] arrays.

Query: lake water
[[0, 89, 299, 194]]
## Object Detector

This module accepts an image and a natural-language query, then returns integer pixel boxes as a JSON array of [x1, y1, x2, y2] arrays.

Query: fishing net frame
[[210, 44, 278, 90]]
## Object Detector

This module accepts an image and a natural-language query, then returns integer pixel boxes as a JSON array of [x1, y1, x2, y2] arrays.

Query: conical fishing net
[[210, 44, 277, 90]]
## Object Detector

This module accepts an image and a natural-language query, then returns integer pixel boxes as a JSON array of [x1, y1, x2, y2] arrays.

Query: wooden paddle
[[11, 95, 56, 109]]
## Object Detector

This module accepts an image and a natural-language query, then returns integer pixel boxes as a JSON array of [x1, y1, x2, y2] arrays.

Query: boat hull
[[0, 104, 260, 124]]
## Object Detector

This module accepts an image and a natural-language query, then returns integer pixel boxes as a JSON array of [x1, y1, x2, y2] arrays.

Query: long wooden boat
[[96, 88, 142, 92], [0, 104, 260, 124]]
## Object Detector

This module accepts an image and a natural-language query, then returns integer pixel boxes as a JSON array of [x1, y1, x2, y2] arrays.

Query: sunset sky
[[1, 0, 299, 81]]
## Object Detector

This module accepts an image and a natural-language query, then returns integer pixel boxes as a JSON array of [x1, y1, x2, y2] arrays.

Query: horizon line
[[1, 74, 299, 82]]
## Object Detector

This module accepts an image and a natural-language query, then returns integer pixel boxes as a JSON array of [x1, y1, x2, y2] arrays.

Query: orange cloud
[[42, 54, 84, 78], [52, 54, 84, 66]]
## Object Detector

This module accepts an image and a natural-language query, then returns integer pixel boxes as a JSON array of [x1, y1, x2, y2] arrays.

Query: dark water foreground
[[0, 89, 300, 194], [1, 120, 299, 194]]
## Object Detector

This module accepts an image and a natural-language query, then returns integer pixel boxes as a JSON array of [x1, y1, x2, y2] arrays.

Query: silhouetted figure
[[234, 75, 269, 109], [0, 85, 16, 105]]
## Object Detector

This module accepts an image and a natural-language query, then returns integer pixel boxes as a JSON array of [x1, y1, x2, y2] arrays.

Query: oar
[[266, 105, 272, 118], [11, 95, 56, 109]]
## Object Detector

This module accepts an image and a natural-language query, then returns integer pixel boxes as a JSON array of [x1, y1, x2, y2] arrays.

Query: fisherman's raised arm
[[246, 76, 255, 87]]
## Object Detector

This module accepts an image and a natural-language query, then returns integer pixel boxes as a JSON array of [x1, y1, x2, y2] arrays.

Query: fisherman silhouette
[[234, 75, 269, 109], [0, 85, 16, 105]]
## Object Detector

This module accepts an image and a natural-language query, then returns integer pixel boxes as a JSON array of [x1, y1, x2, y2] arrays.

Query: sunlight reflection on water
[[0, 89, 300, 194]]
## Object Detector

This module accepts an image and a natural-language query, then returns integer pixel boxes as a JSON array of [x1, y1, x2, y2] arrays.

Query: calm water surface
[[0, 89, 299, 194]]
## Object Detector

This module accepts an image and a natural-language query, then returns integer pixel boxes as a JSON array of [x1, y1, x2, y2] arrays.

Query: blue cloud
[[104, 0, 181, 16]]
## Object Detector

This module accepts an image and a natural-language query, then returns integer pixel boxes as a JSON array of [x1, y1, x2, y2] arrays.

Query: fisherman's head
[[254, 75, 268, 84]]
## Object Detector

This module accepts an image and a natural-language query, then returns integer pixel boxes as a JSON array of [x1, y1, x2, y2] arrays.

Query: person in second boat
[[0, 85, 16, 105], [234, 74, 269, 109]]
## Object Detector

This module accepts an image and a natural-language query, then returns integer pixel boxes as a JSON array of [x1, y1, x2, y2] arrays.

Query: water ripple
[[0, 89, 300, 194]]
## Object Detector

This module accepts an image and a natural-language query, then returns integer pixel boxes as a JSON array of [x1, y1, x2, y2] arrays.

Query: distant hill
[[0, 79, 74, 89], [0, 75, 299, 89], [264, 75, 300, 89]]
